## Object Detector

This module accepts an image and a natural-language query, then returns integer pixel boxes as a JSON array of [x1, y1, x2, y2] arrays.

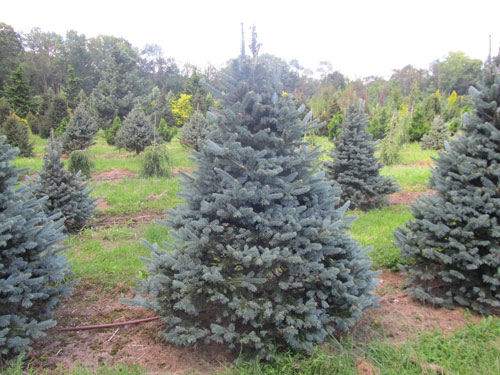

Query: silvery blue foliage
[[125, 52, 377, 359], [0, 136, 73, 358], [395, 56, 500, 314]]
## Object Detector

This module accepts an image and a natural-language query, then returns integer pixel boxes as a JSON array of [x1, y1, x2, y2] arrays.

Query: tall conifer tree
[[327, 103, 399, 210], [0, 136, 72, 358], [125, 36, 376, 358], [394, 57, 500, 314], [3, 66, 32, 118]]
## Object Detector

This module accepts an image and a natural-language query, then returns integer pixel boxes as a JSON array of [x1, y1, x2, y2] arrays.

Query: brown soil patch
[[92, 168, 138, 182], [147, 190, 169, 201], [91, 211, 165, 228], [354, 271, 481, 343], [388, 189, 436, 205], [394, 160, 434, 168], [30, 287, 234, 374], [172, 166, 196, 176], [356, 359, 378, 375], [95, 197, 112, 211]]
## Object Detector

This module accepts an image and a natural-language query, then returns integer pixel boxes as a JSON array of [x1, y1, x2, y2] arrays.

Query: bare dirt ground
[[393, 160, 434, 168], [29, 271, 480, 374], [91, 211, 165, 228], [354, 271, 480, 344], [172, 166, 196, 176], [92, 168, 138, 182], [388, 189, 437, 205]]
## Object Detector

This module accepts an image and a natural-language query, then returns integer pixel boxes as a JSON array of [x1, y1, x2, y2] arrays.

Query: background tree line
[[0, 21, 484, 156]]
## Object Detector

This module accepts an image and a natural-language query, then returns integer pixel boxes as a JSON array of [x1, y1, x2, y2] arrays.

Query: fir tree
[[420, 115, 450, 150], [394, 57, 500, 314], [157, 118, 177, 143], [104, 116, 122, 146], [3, 66, 32, 118], [40, 96, 68, 139], [115, 106, 154, 154], [0, 136, 73, 358], [179, 110, 211, 151], [54, 117, 68, 137], [63, 65, 82, 109], [327, 103, 399, 210], [0, 115, 33, 157], [61, 104, 98, 153], [67, 150, 94, 179], [380, 116, 402, 166], [0, 97, 11, 123], [32, 132, 96, 232], [140, 145, 172, 178], [125, 47, 377, 359], [408, 105, 430, 142]]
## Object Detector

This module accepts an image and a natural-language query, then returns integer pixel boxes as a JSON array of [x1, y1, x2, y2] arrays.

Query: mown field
[[5, 132, 499, 375]]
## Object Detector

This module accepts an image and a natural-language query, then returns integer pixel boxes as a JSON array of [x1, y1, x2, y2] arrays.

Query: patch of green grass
[[1, 358, 147, 375], [31, 134, 47, 154], [398, 142, 438, 165], [65, 223, 173, 289], [93, 154, 142, 173], [350, 205, 413, 270], [228, 317, 500, 375], [366, 316, 500, 375], [380, 165, 431, 191], [11, 157, 43, 175], [226, 343, 357, 375], [92, 177, 182, 215]]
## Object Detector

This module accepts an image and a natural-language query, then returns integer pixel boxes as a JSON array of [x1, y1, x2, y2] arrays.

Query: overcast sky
[[2, 0, 499, 79]]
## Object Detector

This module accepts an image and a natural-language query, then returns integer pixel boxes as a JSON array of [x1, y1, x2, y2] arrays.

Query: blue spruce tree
[[327, 103, 399, 210], [125, 37, 377, 359], [394, 56, 500, 314], [0, 136, 73, 358], [32, 131, 96, 233]]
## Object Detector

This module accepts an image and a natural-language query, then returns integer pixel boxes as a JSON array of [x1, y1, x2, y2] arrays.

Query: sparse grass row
[[8, 315, 496, 374], [227, 316, 500, 375]]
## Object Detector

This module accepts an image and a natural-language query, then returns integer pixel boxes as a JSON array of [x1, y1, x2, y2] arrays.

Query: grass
[[350, 205, 413, 270], [65, 223, 172, 289], [398, 142, 438, 165], [92, 177, 182, 215], [380, 165, 432, 191], [1, 357, 147, 375], [228, 316, 500, 375]]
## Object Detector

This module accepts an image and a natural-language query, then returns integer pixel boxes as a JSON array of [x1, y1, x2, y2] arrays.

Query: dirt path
[[92, 168, 138, 182], [388, 189, 436, 205], [91, 211, 165, 228]]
